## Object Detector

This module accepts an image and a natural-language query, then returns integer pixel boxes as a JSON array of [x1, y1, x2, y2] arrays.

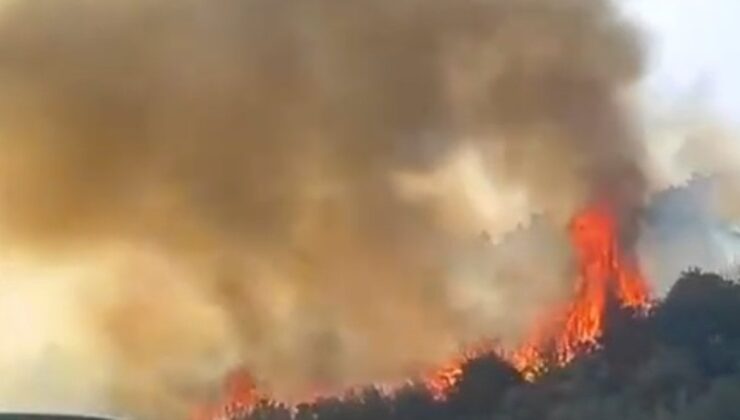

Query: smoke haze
[[0, 0, 736, 418]]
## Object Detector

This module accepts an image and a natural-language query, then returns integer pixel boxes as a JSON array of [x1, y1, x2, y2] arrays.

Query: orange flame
[[422, 340, 497, 400], [511, 203, 650, 371], [555, 203, 650, 362], [195, 202, 651, 418], [426, 202, 651, 393], [193, 368, 262, 420]]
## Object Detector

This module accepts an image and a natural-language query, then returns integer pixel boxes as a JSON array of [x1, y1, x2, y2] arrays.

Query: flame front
[[551, 203, 650, 364], [196, 203, 652, 417]]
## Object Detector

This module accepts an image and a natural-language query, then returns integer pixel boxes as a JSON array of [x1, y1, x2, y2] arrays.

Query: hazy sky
[[626, 0, 740, 124], [629, 0, 740, 269]]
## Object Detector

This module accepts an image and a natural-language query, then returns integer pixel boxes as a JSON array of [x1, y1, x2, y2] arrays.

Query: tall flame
[[193, 368, 262, 420], [520, 203, 650, 367], [196, 203, 652, 418]]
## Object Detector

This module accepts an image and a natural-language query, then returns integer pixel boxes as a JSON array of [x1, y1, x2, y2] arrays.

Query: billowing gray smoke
[[0, 0, 674, 418]]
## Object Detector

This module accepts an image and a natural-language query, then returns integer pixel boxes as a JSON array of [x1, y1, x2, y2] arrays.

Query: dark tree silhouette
[[446, 352, 523, 419]]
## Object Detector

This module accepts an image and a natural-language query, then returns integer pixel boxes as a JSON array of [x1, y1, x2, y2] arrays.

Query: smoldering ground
[[0, 0, 734, 418]]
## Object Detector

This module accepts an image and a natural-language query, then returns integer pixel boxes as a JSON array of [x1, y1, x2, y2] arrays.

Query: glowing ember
[[197, 202, 651, 418]]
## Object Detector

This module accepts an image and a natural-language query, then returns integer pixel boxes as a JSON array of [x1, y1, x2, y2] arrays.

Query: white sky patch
[[624, 0, 740, 125]]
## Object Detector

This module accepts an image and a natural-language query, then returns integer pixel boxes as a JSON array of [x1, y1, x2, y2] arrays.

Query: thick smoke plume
[[0, 0, 664, 418]]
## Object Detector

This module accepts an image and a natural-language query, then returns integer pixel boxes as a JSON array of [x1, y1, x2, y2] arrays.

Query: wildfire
[[195, 202, 652, 418], [554, 203, 650, 362], [193, 368, 262, 420], [423, 340, 499, 400]]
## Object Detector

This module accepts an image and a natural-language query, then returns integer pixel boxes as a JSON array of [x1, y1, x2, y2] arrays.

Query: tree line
[[232, 269, 740, 420]]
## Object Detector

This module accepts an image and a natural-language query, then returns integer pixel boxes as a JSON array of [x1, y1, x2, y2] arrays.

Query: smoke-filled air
[[0, 0, 737, 419]]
